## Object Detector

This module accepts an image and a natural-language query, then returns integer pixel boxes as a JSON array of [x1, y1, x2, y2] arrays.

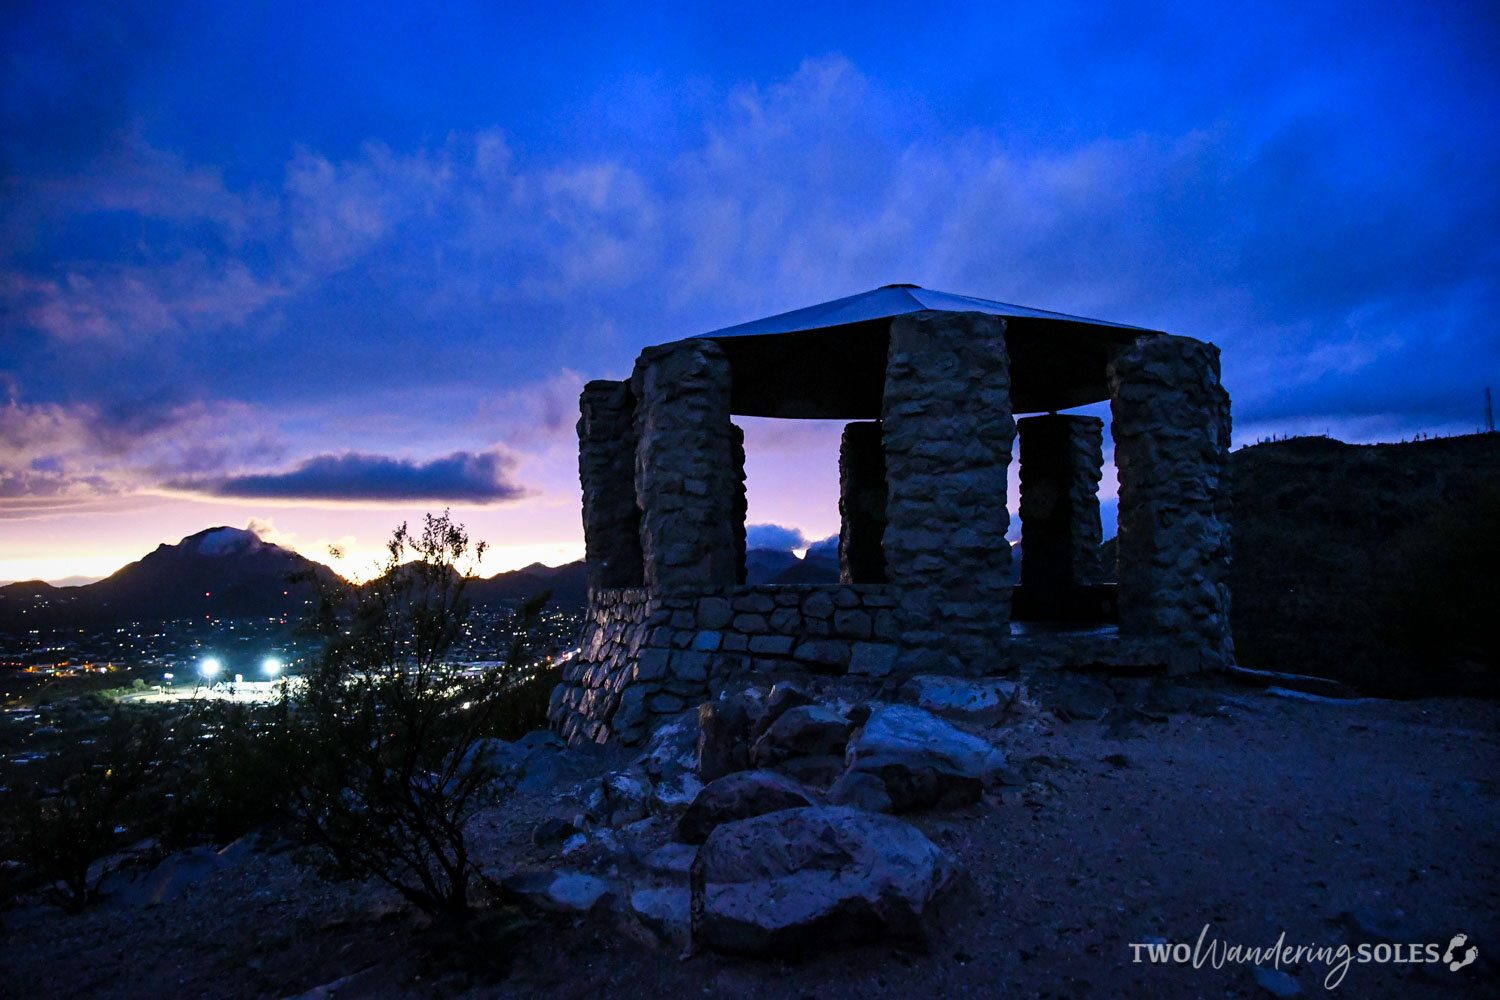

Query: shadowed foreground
[[5, 687, 1496, 998]]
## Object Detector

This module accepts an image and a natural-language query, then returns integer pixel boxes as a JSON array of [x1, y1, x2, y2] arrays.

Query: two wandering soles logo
[[1128, 925, 1480, 990]]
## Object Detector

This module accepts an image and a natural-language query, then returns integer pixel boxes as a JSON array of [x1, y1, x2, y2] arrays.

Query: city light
[[263, 657, 282, 677], [199, 656, 222, 679]]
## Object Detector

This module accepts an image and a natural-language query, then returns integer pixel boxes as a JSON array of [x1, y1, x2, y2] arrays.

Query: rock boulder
[[676, 769, 817, 844], [690, 806, 957, 955], [843, 703, 1010, 811], [898, 674, 1019, 721], [750, 704, 854, 766]]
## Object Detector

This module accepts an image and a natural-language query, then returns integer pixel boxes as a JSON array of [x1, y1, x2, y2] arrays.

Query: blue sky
[[2, 0, 1497, 581]]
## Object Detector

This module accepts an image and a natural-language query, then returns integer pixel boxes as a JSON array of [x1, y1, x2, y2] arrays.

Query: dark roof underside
[[699, 285, 1161, 419]]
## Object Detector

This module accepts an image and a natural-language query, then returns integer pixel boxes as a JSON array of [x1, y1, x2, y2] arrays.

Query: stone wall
[[731, 423, 748, 584], [578, 379, 643, 590], [550, 584, 904, 744], [550, 588, 659, 744], [882, 311, 1016, 673], [1108, 333, 1233, 673], [839, 421, 887, 584], [1017, 414, 1104, 594], [555, 313, 1241, 744], [632, 340, 741, 594]]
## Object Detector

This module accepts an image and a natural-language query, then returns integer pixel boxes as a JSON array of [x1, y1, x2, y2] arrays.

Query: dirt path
[[5, 689, 1497, 999]]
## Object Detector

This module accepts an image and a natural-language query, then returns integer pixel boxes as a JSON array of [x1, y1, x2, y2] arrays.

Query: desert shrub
[[158, 697, 298, 849], [483, 658, 560, 741], [0, 708, 171, 911], [283, 512, 549, 923]]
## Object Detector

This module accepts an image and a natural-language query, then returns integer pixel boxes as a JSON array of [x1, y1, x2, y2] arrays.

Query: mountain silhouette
[[0, 527, 336, 630], [0, 528, 588, 632]]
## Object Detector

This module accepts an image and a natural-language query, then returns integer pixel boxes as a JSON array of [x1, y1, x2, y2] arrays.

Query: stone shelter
[[549, 285, 1234, 744]]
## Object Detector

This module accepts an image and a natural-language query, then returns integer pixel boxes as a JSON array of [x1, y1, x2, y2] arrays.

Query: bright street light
[[263, 657, 282, 677], [200, 656, 222, 679]]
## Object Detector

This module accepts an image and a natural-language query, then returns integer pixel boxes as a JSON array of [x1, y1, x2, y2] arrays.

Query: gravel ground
[[5, 685, 1497, 999]]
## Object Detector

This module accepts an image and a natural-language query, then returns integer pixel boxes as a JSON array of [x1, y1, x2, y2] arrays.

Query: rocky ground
[[4, 672, 1497, 999]]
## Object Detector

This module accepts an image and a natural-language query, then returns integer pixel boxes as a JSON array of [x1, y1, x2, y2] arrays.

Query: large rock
[[750, 704, 854, 766], [676, 769, 817, 844], [457, 730, 571, 792], [696, 695, 753, 781], [826, 770, 894, 813], [640, 842, 698, 876], [642, 711, 699, 780], [639, 710, 703, 813], [756, 681, 815, 734], [649, 769, 703, 815], [898, 675, 1019, 721], [690, 806, 957, 954], [770, 754, 846, 789], [843, 703, 1010, 811], [101, 844, 235, 907], [1029, 672, 1118, 721], [502, 870, 612, 914], [582, 769, 651, 826], [626, 886, 691, 951]]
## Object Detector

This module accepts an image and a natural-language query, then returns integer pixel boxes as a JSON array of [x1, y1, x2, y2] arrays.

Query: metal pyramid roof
[[702, 283, 1157, 339]]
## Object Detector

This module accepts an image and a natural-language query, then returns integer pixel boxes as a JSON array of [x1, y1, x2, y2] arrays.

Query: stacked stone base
[[549, 584, 906, 744], [550, 585, 1235, 745]]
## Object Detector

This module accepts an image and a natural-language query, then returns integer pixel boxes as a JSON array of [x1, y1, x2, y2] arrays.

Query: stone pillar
[[839, 421, 887, 584], [1017, 414, 1104, 596], [631, 339, 740, 595], [578, 380, 643, 591], [1108, 334, 1234, 673], [731, 422, 748, 585], [882, 311, 1015, 673]]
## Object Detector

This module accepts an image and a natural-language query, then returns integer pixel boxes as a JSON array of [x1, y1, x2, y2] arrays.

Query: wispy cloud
[[0, 393, 281, 507], [3, 37, 1498, 532], [746, 523, 807, 551]]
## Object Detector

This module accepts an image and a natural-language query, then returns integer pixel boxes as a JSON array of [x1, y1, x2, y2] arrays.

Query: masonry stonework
[[631, 340, 739, 594], [578, 379, 643, 590], [548, 289, 1236, 745], [549, 583, 904, 743], [881, 311, 1015, 674], [1108, 334, 1234, 672], [731, 422, 748, 585], [838, 421, 887, 585]]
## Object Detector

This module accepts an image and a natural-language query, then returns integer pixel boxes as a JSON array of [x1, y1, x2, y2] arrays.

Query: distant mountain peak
[[190, 526, 265, 556]]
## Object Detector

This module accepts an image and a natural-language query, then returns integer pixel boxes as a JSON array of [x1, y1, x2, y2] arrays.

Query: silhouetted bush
[[1, 514, 556, 926], [0, 708, 170, 911], [484, 659, 559, 741], [283, 512, 549, 923], [159, 698, 298, 849]]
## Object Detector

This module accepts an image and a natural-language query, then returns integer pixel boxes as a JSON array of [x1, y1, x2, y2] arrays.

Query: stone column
[[1017, 414, 1104, 596], [631, 339, 740, 595], [882, 311, 1015, 673], [578, 379, 643, 591], [839, 421, 887, 584], [1108, 334, 1234, 673], [731, 422, 748, 585]]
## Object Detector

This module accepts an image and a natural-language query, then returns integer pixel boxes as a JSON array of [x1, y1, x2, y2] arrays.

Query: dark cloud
[[169, 449, 528, 503], [805, 534, 839, 557], [745, 523, 807, 551]]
